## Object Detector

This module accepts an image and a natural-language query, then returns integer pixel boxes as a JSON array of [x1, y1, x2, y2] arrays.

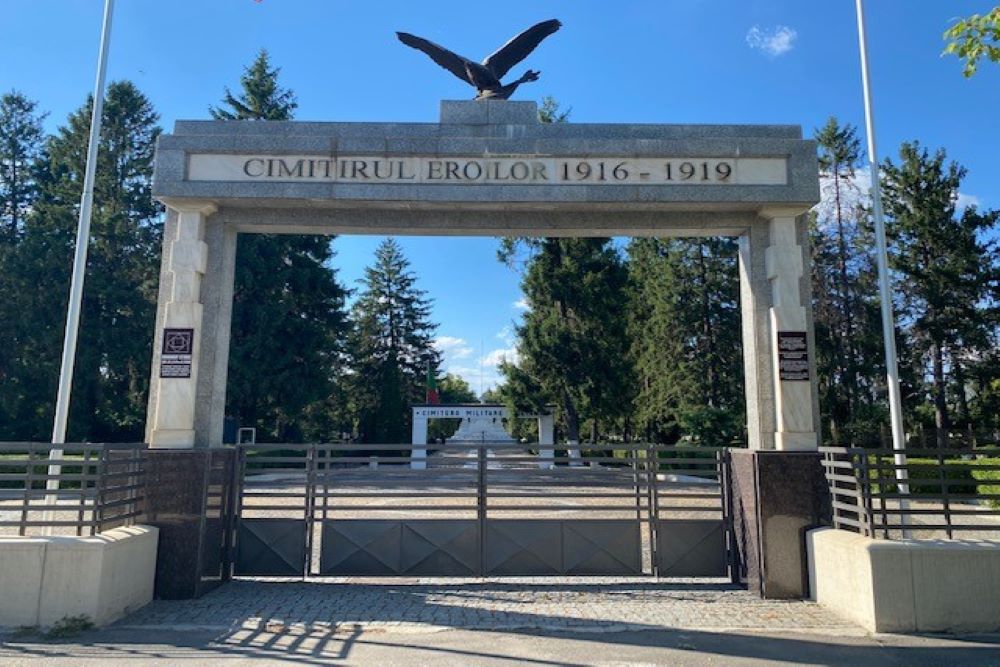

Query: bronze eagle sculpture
[[396, 19, 561, 100]]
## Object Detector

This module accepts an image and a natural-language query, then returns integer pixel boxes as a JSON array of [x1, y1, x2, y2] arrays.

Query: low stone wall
[[807, 527, 1000, 633], [0, 525, 158, 628]]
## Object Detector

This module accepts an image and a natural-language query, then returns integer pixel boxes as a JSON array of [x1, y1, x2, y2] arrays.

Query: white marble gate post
[[145, 204, 214, 448], [765, 212, 818, 450], [739, 210, 819, 451]]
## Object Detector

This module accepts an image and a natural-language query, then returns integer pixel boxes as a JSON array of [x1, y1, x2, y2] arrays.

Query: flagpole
[[46, 0, 116, 518], [854, 0, 910, 535]]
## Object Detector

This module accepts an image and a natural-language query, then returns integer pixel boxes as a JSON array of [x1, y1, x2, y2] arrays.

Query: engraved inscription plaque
[[160, 328, 194, 379], [777, 331, 809, 381]]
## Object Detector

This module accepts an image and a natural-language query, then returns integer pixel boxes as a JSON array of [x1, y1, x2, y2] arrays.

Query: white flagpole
[[854, 0, 910, 535], [46, 0, 116, 520]]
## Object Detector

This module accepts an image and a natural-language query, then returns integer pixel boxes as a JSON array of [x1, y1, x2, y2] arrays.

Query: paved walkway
[[119, 578, 854, 634], [5, 580, 1000, 665]]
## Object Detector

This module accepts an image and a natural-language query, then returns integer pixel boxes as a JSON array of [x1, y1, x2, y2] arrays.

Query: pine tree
[[811, 118, 885, 444], [348, 239, 440, 443], [0, 91, 46, 243], [626, 238, 743, 445], [0, 91, 48, 432], [499, 237, 631, 444], [1, 82, 162, 440], [212, 50, 350, 441], [881, 142, 1000, 446]]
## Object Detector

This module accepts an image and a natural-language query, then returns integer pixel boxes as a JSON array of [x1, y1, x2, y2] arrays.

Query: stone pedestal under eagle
[[397, 19, 561, 100]]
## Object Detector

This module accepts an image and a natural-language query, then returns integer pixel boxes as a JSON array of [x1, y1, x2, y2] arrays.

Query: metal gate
[[232, 443, 732, 578]]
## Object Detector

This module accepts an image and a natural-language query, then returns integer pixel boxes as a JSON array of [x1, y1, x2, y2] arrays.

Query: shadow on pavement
[[1, 580, 999, 666]]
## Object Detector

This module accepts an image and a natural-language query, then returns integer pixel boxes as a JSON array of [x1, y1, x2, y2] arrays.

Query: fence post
[[477, 444, 487, 577], [857, 451, 876, 538], [937, 447, 953, 539], [646, 444, 660, 578], [94, 446, 110, 536]]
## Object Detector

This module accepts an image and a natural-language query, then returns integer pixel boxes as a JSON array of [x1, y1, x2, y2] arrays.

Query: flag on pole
[[425, 363, 440, 404]]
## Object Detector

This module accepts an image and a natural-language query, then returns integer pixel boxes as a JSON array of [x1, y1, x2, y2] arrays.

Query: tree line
[[0, 51, 453, 444], [492, 103, 999, 448], [1, 54, 997, 447]]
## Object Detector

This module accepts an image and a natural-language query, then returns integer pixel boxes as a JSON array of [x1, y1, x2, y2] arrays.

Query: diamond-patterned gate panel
[[656, 519, 727, 576], [320, 520, 479, 576], [235, 518, 306, 576], [486, 520, 641, 576]]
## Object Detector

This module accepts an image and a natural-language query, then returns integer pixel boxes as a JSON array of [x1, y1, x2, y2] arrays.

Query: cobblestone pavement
[[117, 578, 859, 635]]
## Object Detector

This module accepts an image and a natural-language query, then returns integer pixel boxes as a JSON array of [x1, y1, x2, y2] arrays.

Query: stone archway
[[145, 100, 820, 453]]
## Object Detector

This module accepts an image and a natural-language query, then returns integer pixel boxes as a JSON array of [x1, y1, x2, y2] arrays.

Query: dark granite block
[[728, 450, 831, 599], [143, 448, 237, 599]]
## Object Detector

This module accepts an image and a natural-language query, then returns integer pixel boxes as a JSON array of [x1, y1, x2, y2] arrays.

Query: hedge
[[870, 456, 1000, 508]]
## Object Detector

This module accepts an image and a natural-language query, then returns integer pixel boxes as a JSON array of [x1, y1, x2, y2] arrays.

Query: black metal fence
[[821, 446, 1000, 539], [0, 442, 146, 536]]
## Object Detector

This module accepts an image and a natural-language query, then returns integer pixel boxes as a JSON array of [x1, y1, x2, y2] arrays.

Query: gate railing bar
[[721, 449, 739, 584], [646, 444, 660, 577], [477, 444, 487, 577]]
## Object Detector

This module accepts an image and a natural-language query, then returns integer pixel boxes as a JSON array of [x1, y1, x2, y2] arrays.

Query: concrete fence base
[[0, 525, 158, 629], [807, 527, 1000, 633]]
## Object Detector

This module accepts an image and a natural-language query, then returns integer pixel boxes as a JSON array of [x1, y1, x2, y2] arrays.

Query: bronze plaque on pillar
[[777, 331, 809, 381]]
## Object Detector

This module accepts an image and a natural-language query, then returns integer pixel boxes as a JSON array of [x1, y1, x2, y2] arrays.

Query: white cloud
[[746, 25, 798, 57], [480, 347, 519, 368], [813, 166, 871, 231], [512, 297, 530, 311], [496, 325, 516, 347], [956, 192, 981, 210], [433, 335, 473, 361]]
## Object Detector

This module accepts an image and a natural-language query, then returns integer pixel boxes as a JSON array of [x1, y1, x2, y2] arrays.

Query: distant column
[[146, 204, 215, 448], [538, 414, 554, 469], [411, 413, 428, 470]]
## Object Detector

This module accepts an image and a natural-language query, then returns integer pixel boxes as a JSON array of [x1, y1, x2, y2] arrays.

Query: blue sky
[[5, 1, 999, 393]]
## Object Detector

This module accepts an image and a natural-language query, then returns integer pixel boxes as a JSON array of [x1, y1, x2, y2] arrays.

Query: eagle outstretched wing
[[482, 19, 561, 79], [397, 32, 490, 86]]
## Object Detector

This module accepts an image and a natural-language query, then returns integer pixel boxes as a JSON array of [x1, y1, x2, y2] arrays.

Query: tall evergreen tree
[[1, 82, 162, 440], [348, 239, 440, 443], [499, 237, 631, 444], [212, 50, 350, 441], [0, 91, 46, 243], [626, 238, 743, 445], [811, 118, 885, 444], [0, 91, 48, 431], [881, 142, 1000, 445]]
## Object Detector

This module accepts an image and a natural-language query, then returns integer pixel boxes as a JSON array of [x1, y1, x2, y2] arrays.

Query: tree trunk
[[932, 342, 951, 448], [561, 385, 581, 444], [951, 350, 971, 432]]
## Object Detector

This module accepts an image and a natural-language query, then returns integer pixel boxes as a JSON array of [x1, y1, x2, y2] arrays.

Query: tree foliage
[[499, 237, 631, 443], [0, 82, 162, 440], [944, 8, 1000, 77], [349, 239, 440, 443], [212, 49, 350, 442], [881, 142, 1000, 445], [0, 91, 47, 243], [627, 238, 743, 445], [810, 117, 886, 444]]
